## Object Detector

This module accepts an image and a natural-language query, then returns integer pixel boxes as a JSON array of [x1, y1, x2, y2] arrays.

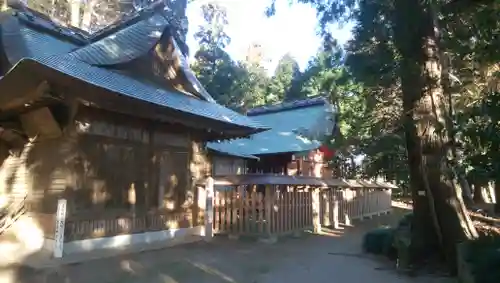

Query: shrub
[[461, 235, 500, 283], [397, 212, 413, 228], [362, 226, 397, 257], [362, 212, 414, 259]]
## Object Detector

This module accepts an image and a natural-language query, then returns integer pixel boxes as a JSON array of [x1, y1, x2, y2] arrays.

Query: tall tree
[[268, 54, 301, 103], [266, 0, 499, 272], [191, 2, 268, 110]]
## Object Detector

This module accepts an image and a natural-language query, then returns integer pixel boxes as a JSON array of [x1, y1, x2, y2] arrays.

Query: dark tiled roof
[[20, 26, 78, 57], [33, 55, 265, 129], [0, 8, 267, 133], [1, 13, 33, 63]]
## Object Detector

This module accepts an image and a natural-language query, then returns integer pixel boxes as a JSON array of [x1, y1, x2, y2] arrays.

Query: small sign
[[53, 199, 67, 258]]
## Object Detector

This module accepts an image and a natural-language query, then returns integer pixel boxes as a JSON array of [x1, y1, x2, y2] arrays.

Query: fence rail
[[319, 188, 391, 228], [208, 179, 393, 240]]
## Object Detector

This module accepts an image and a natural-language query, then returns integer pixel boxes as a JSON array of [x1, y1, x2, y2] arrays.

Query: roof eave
[[208, 148, 259, 160], [0, 59, 268, 138]]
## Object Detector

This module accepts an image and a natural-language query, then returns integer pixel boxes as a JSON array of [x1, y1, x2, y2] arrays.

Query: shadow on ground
[[2, 206, 449, 283]]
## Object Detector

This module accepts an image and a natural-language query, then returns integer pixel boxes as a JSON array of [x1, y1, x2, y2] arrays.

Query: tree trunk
[[495, 181, 500, 213], [70, 0, 81, 28], [81, 0, 94, 32], [472, 183, 487, 204], [393, 0, 477, 274], [441, 51, 474, 206]]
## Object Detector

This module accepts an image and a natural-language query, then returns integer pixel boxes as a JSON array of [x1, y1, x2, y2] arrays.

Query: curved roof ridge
[[69, 13, 168, 66], [247, 96, 328, 116], [171, 38, 216, 103]]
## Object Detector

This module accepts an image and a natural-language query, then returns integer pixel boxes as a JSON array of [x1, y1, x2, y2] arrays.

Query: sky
[[186, 0, 353, 73]]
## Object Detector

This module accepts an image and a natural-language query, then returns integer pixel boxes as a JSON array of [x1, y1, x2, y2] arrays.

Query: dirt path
[[4, 214, 452, 283]]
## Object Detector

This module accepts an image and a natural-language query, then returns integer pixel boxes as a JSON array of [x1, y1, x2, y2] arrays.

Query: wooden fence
[[213, 187, 314, 237], [209, 178, 393, 239], [319, 187, 392, 228]]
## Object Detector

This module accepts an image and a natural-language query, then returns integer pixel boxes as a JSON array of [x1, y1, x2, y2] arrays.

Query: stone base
[[64, 226, 204, 255]]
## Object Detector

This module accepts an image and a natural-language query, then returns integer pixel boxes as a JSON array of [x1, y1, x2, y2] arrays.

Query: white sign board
[[204, 177, 214, 240], [53, 199, 67, 258], [205, 177, 214, 224]]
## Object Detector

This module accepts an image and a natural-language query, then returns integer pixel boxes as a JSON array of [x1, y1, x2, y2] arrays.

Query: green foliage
[[362, 226, 396, 257], [267, 54, 303, 103], [266, 0, 500, 273], [460, 236, 500, 283], [194, 0, 500, 195], [191, 3, 267, 110], [397, 212, 413, 229], [267, 0, 500, 191], [362, 213, 413, 261], [459, 91, 500, 185], [191, 2, 359, 119]]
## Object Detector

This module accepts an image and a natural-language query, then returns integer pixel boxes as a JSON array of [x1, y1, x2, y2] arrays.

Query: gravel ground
[[2, 212, 453, 283]]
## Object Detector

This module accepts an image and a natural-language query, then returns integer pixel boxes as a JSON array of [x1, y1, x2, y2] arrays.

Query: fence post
[[386, 188, 393, 214], [322, 191, 331, 227], [312, 188, 321, 233], [332, 199, 340, 229], [376, 189, 382, 216], [343, 190, 351, 226], [204, 177, 214, 241], [365, 188, 372, 220], [259, 185, 277, 244], [54, 198, 67, 258]]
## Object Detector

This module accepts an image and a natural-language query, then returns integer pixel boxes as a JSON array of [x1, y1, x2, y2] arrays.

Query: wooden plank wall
[[0, 106, 211, 241]]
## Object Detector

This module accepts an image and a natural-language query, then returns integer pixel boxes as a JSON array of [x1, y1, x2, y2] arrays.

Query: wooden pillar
[[146, 128, 155, 209], [204, 177, 214, 241], [312, 188, 321, 233], [322, 191, 331, 227], [128, 183, 136, 215], [343, 190, 351, 226], [386, 188, 393, 214], [259, 185, 277, 243], [363, 187, 372, 220]]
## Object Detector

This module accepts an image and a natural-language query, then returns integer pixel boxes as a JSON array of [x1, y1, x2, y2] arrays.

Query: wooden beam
[[0, 81, 49, 111]]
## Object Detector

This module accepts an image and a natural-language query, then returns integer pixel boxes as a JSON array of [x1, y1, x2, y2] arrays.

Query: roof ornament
[[161, 1, 188, 42], [129, 0, 188, 42], [132, 0, 162, 12], [6, 0, 28, 10]]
